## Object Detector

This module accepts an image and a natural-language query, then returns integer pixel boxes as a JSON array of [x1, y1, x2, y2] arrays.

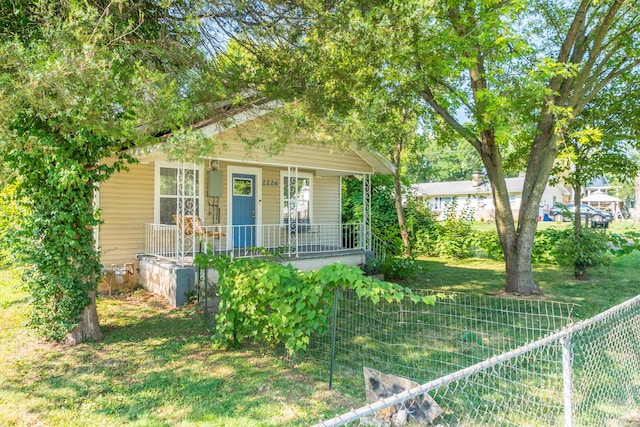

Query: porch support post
[[176, 164, 186, 267], [286, 166, 300, 257], [176, 162, 198, 266], [362, 174, 372, 251]]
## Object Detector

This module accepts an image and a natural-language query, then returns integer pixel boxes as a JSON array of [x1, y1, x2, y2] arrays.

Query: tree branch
[[419, 85, 481, 152]]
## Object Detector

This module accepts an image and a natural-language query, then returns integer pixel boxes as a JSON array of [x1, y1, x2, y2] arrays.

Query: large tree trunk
[[481, 130, 550, 296], [393, 166, 411, 256], [66, 291, 103, 345], [505, 219, 543, 296]]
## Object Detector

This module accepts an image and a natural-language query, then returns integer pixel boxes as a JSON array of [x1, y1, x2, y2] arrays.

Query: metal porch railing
[[144, 222, 366, 262]]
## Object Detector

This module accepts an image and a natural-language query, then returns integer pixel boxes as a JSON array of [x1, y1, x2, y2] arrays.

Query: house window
[[157, 165, 201, 224], [433, 197, 453, 211], [281, 171, 312, 225]]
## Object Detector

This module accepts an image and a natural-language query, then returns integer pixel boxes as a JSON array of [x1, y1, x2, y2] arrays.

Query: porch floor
[[141, 246, 365, 267]]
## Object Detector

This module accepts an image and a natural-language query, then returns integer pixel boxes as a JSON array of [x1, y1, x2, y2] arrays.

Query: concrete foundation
[[139, 256, 196, 307], [139, 250, 365, 307]]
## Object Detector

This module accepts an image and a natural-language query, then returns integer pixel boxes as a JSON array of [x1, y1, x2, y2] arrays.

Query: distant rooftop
[[412, 176, 569, 197], [412, 177, 527, 197]]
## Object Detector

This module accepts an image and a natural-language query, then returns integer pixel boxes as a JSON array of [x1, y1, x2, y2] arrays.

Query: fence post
[[203, 261, 208, 325], [561, 335, 573, 427], [329, 286, 340, 390]]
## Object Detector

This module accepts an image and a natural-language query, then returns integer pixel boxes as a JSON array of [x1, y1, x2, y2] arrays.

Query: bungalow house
[[97, 102, 394, 306], [412, 174, 570, 221]]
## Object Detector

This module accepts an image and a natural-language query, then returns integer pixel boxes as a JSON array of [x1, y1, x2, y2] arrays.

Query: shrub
[[554, 229, 613, 278], [609, 231, 640, 256], [474, 227, 581, 265], [194, 255, 436, 355], [367, 255, 423, 282], [405, 200, 439, 256], [431, 200, 475, 259], [473, 230, 503, 260], [532, 228, 567, 264]]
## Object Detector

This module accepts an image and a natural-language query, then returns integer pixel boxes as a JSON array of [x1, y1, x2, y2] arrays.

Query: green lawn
[[0, 270, 358, 427], [1, 247, 639, 426], [413, 253, 640, 320]]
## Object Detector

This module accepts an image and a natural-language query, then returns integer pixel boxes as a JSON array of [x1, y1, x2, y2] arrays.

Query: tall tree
[[555, 75, 640, 226], [208, 0, 640, 295], [0, 1, 207, 343]]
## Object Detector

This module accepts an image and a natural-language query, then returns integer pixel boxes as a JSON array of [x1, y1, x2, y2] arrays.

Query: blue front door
[[232, 173, 256, 248]]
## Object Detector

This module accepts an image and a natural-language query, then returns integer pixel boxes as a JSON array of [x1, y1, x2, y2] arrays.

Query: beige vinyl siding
[[210, 117, 375, 174], [313, 176, 341, 224], [99, 162, 154, 266], [214, 163, 339, 226], [260, 167, 282, 224]]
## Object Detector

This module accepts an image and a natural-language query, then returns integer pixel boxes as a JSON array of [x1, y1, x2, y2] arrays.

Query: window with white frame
[[157, 165, 201, 224], [281, 171, 312, 225], [432, 196, 453, 211]]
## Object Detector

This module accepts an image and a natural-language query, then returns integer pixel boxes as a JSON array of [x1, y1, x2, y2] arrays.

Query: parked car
[[549, 203, 613, 223]]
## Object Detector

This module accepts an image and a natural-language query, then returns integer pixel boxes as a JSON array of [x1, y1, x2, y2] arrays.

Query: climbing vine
[[0, 1, 202, 341], [196, 254, 437, 355]]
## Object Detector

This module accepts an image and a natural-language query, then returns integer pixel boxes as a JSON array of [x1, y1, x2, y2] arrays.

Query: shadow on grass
[[0, 296, 28, 310], [408, 258, 507, 294], [1, 293, 348, 427]]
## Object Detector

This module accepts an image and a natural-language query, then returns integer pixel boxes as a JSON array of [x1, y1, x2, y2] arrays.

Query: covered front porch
[[138, 220, 385, 307], [132, 160, 385, 306]]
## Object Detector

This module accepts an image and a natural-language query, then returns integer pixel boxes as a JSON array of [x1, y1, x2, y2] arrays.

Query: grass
[[1, 244, 639, 426], [416, 245, 640, 320], [0, 270, 358, 427]]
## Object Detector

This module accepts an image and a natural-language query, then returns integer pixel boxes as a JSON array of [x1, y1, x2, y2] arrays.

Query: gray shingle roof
[[412, 177, 527, 197]]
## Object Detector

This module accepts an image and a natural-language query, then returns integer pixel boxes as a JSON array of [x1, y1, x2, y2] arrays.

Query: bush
[[609, 231, 640, 256], [554, 229, 613, 278], [366, 255, 423, 282], [405, 200, 439, 256], [474, 227, 586, 265], [473, 230, 503, 260], [532, 228, 567, 264], [194, 255, 436, 355], [431, 200, 475, 259]]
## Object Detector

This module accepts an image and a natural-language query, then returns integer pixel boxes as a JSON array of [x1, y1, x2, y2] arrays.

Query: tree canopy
[[0, 0, 214, 342], [209, 0, 640, 295]]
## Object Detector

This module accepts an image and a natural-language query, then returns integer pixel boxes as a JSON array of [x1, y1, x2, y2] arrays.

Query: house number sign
[[262, 179, 279, 186]]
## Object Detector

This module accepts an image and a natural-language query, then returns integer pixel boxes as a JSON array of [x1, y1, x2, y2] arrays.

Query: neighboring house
[[412, 174, 570, 221], [97, 103, 394, 306], [585, 176, 611, 196]]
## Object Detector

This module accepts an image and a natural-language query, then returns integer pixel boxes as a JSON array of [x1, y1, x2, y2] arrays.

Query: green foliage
[[222, 0, 640, 295], [404, 199, 439, 256], [532, 228, 568, 264], [475, 226, 639, 273], [473, 230, 504, 261], [195, 255, 435, 355], [0, 184, 23, 269], [554, 229, 613, 278], [608, 232, 640, 257], [475, 227, 568, 264], [405, 138, 483, 184], [342, 175, 405, 254], [0, 1, 202, 340], [431, 200, 475, 259], [377, 255, 423, 282]]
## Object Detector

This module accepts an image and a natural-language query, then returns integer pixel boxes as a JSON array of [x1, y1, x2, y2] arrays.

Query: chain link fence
[[303, 290, 640, 426]]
